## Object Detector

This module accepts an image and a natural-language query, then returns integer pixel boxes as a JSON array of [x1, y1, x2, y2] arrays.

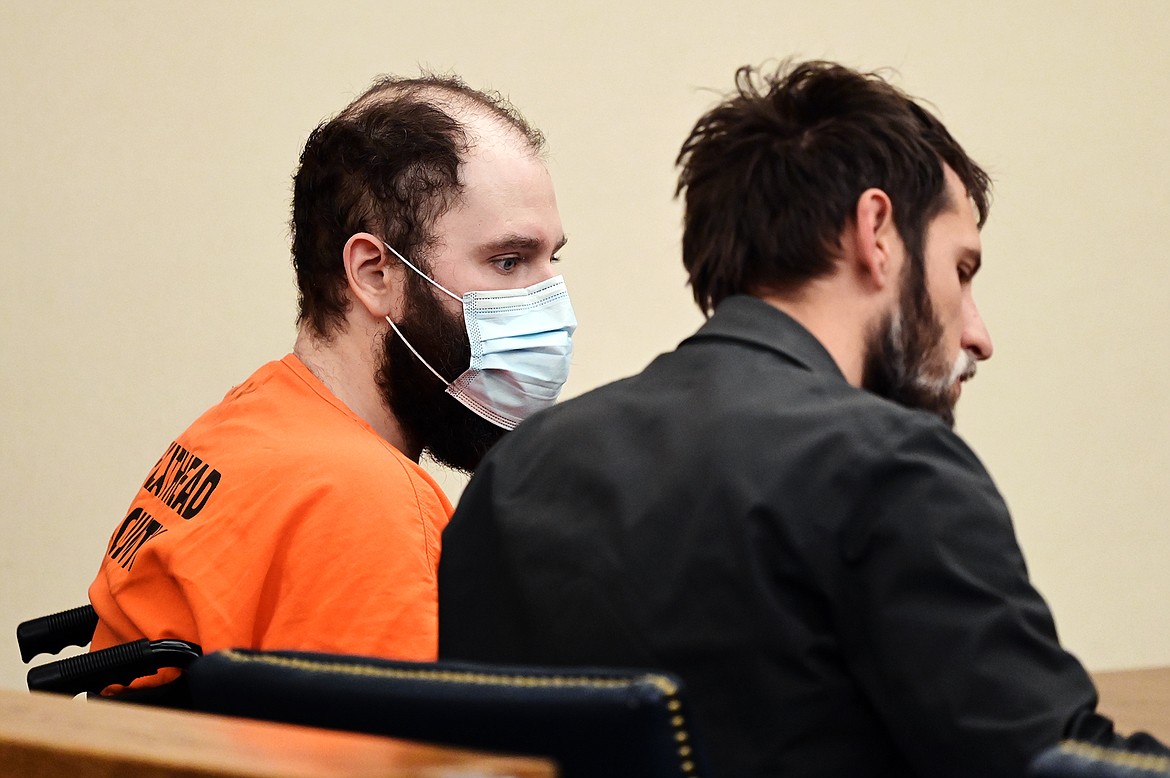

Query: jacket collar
[[682, 295, 846, 381]]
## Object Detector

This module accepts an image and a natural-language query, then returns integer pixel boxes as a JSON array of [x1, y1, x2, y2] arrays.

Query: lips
[[949, 358, 976, 402]]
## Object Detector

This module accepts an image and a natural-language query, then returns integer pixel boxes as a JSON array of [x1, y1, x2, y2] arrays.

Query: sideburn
[[861, 243, 957, 428]]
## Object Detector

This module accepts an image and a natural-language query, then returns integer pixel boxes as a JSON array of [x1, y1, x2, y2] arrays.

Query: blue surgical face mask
[[382, 242, 577, 430]]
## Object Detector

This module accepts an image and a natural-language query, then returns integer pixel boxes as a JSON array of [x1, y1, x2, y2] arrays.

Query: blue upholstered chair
[[186, 648, 705, 778]]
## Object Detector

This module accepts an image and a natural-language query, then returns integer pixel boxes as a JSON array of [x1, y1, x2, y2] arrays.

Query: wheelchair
[[17, 603, 707, 778]]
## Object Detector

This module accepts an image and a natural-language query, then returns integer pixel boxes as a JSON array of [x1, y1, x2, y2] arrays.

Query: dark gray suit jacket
[[439, 295, 1105, 777]]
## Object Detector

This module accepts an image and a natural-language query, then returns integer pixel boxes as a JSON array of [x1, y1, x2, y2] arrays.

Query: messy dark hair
[[676, 60, 991, 314]]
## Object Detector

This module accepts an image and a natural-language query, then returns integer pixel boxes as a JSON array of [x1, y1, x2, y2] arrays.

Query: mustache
[[948, 349, 979, 385], [911, 348, 978, 395]]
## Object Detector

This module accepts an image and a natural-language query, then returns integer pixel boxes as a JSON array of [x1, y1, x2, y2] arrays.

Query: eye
[[958, 265, 974, 284], [493, 256, 519, 273], [551, 253, 562, 264]]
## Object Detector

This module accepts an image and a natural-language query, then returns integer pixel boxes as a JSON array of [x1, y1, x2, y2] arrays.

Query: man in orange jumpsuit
[[90, 74, 575, 680]]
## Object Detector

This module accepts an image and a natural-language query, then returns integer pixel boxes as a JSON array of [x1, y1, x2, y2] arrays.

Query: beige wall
[[2, 1, 1168, 691]]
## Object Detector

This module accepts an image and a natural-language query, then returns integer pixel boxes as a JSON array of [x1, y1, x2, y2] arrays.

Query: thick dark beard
[[861, 249, 958, 428], [376, 278, 509, 474]]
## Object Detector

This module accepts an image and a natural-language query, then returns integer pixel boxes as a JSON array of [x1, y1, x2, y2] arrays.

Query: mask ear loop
[[384, 316, 452, 387], [380, 241, 463, 388], [381, 242, 463, 303]]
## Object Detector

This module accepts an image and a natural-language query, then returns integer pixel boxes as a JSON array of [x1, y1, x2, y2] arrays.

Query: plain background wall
[[2, 1, 1168, 692]]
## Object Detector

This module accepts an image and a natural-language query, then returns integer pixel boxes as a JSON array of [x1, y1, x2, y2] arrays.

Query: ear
[[849, 188, 902, 291], [343, 233, 406, 319]]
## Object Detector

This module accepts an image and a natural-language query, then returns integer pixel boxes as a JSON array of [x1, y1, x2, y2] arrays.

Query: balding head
[[291, 73, 545, 338], [341, 74, 545, 156]]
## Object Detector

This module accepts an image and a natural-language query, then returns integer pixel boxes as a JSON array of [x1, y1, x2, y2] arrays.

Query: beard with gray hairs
[[375, 275, 509, 474], [861, 250, 962, 428]]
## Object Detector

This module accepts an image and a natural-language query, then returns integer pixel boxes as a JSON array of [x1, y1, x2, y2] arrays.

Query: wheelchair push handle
[[17, 604, 99, 663], [26, 638, 202, 697]]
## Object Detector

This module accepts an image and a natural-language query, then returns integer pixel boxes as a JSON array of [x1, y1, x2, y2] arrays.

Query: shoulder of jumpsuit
[[266, 355, 449, 510], [680, 294, 846, 380]]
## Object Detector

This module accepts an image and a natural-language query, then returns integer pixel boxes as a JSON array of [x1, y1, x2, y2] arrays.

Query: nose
[[961, 298, 993, 361]]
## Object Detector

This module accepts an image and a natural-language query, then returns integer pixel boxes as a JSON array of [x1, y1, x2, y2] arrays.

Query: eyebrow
[[478, 233, 568, 254]]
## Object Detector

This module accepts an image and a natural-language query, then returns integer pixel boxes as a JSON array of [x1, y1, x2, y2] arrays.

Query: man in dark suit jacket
[[437, 60, 1164, 777]]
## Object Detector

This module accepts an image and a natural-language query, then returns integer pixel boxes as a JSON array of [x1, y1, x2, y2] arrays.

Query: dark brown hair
[[676, 60, 991, 314], [290, 75, 545, 337]]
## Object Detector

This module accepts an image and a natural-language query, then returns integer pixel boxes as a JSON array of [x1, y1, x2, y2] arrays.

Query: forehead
[[435, 123, 562, 251]]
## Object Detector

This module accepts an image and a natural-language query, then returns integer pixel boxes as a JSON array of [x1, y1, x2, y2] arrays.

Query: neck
[[755, 276, 876, 387], [292, 323, 422, 460]]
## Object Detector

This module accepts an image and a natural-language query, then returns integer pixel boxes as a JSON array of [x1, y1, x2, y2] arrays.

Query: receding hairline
[[339, 74, 546, 156]]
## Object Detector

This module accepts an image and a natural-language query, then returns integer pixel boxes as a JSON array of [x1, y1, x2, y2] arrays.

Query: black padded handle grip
[[26, 639, 202, 696], [17, 604, 99, 663]]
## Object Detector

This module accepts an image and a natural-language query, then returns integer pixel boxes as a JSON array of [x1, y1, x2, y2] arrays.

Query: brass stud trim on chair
[[218, 650, 678, 693], [1057, 741, 1170, 772]]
